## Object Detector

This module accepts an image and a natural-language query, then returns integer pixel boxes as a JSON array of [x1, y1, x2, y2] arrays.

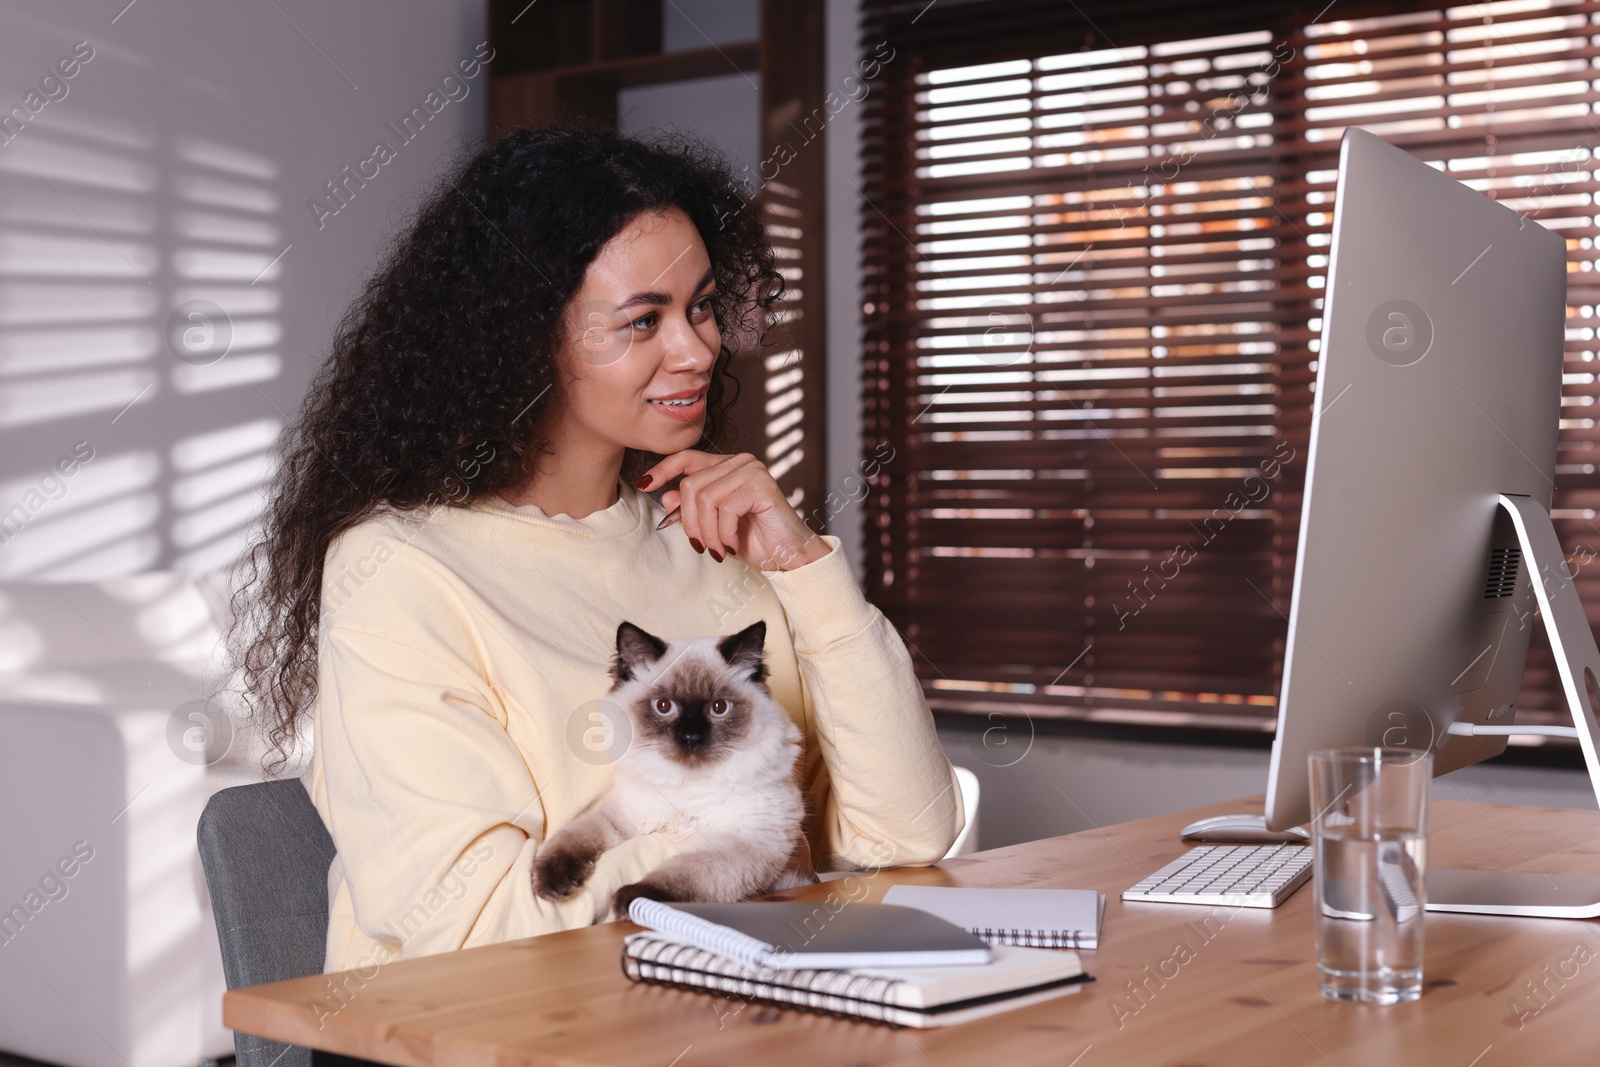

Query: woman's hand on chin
[[638, 451, 831, 571]]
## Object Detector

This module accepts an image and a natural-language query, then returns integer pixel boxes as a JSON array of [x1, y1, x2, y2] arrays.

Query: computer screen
[[1263, 127, 1573, 831]]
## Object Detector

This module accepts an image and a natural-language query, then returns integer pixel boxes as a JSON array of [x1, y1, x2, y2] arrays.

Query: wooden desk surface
[[225, 797, 1600, 1067]]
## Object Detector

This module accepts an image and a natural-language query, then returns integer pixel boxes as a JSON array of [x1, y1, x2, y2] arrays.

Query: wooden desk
[[225, 797, 1600, 1066]]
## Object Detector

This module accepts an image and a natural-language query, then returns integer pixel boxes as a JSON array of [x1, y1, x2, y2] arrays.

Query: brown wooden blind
[[861, 0, 1600, 738], [752, 0, 829, 514]]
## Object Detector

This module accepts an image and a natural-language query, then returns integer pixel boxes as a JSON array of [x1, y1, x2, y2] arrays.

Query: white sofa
[[0, 573, 257, 1067]]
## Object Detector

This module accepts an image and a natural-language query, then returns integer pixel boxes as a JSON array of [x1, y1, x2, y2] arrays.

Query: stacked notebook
[[622, 898, 1091, 1028], [883, 885, 1105, 950]]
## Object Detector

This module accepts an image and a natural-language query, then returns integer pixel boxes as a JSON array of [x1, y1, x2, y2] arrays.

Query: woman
[[234, 126, 963, 973]]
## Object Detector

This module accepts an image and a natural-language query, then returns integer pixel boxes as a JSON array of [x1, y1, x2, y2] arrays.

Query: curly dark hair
[[232, 125, 782, 771]]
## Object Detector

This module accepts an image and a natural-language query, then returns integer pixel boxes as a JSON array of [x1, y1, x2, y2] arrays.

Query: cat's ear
[[613, 622, 668, 683], [717, 620, 768, 685]]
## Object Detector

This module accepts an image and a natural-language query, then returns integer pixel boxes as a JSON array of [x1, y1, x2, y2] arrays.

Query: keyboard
[[1121, 844, 1314, 909]]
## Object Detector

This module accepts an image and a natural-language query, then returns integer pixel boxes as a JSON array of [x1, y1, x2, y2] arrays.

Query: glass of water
[[1308, 746, 1431, 1004]]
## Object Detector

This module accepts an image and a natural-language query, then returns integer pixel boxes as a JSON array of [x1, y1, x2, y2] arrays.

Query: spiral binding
[[971, 927, 1093, 949], [621, 936, 911, 1026], [627, 898, 779, 970]]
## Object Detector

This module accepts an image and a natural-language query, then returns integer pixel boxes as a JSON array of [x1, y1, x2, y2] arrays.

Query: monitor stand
[[1422, 494, 1600, 917]]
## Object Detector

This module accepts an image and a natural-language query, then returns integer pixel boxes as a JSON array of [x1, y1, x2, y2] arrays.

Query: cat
[[532, 619, 811, 919]]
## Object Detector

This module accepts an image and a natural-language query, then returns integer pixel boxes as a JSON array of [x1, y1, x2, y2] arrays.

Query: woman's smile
[[647, 387, 707, 421]]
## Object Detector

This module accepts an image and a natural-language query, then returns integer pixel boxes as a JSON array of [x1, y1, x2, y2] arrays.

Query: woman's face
[[549, 207, 721, 460]]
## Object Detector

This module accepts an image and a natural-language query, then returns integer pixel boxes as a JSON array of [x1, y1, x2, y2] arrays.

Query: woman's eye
[[708, 699, 729, 717], [691, 295, 715, 317], [629, 312, 658, 332], [652, 698, 674, 716]]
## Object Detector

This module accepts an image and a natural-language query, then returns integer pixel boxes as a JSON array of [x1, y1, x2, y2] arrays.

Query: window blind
[[754, 178, 813, 505], [729, 0, 828, 515], [860, 0, 1600, 739]]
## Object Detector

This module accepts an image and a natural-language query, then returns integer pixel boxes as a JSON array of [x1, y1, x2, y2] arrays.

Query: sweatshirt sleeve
[[311, 534, 682, 963], [761, 535, 964, 870]]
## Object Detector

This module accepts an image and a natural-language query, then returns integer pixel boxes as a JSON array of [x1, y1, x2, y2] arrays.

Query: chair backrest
[[944, 766, 982, 858], [197, 779, 336, 1067]]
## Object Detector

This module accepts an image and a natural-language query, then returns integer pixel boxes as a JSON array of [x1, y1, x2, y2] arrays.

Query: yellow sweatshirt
[[305, 478, 964, 973]]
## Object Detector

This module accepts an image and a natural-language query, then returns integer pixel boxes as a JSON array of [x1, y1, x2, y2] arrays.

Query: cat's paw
[[533, 846, 596, 901], [610, 880, 683, 920]]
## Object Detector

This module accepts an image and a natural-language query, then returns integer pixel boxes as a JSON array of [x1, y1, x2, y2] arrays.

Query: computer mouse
[[1180, 813, 1311, 843]]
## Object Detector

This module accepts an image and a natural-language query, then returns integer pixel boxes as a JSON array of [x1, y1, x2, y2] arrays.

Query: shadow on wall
[[938, 718, 1274, 851], [936, 717, 1598, 852], [1, 25, 284, 582]]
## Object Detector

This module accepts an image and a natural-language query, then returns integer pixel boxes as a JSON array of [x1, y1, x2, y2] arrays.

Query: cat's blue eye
[[708, 699, 729, 717], [652, 697, 674, 717]]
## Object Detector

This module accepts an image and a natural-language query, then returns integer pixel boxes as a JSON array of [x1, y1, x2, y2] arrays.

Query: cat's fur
[[533, 619, 809, 919]]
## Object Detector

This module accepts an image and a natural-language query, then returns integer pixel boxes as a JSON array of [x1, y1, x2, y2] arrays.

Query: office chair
[[197, 779, 337, 1067], [947, 766, 981, 857]]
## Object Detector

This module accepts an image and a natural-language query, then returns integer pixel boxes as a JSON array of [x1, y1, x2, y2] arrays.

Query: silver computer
[[1259, 128, 1600, 916]]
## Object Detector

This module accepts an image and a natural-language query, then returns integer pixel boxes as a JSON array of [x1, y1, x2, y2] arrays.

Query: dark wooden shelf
[[493, 40, 758, 98], [569, 41, 760, 86], [488, 41, 761, 131]]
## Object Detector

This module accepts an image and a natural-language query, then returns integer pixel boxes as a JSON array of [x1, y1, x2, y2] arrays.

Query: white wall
[[618, 72, 761, 186], [0, 0, 487, 580], [0, 6, 488, 1061], [663, 0, 760, 53]]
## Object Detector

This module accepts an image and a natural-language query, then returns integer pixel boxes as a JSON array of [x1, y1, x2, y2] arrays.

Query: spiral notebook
[[882, 886, 1106, 950], [621, 933, 1089, 1028], [626, 899, 993, 969]]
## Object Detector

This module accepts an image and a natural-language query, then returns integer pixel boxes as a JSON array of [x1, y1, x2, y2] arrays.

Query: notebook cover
[[655, 901, 992, 967], [882, 886, 1105, 948]]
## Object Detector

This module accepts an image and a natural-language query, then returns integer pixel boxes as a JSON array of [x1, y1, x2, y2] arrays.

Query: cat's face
[[609, 620, 771, 766]]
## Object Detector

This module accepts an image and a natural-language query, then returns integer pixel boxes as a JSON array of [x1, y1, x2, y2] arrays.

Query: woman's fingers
[[648, 451, 798, 563], [637, 448, 720, 492], [673, 453, 768, 560], [690, 461, 741, 559], [649, 452, 725, 548], [707, 458, 774, 561], [675, 457, 719, 554], [717, 496, 742, 557], [675, 477, 702, 552]]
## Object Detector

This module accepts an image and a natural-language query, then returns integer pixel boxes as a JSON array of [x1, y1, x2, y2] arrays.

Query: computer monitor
[[1260, 128, 1600, 916]]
